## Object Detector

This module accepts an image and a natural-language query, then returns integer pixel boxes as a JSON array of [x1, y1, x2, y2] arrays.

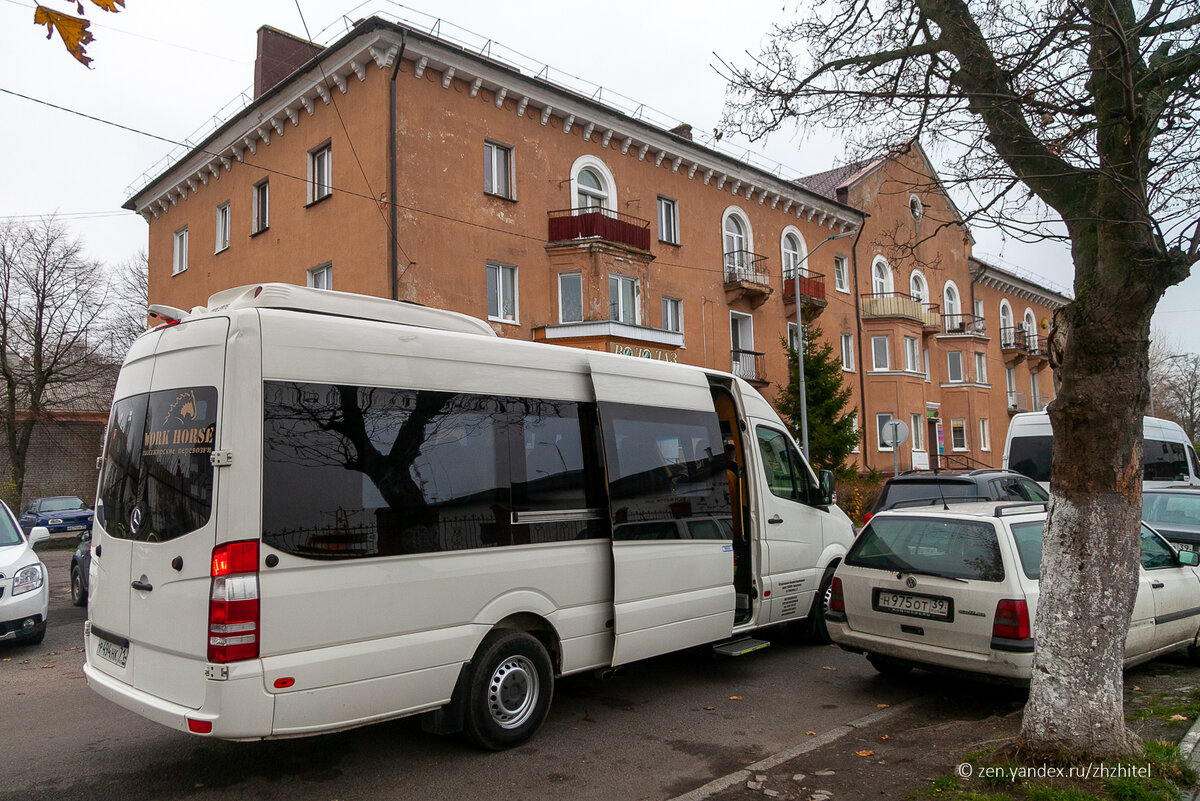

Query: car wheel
[[462, 630, 554, 751], [1188, 645, 1200, 666], [805, 566, 838, 645], [70, 563, 88, 607], [868, 654, 913, 676]]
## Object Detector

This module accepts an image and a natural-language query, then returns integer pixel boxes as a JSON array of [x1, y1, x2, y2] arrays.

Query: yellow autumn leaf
[[33, 6, 95, 67], [89, 0, 126, 11], [856, 750, 874, 757], [880, 735, 889, 740], [729, 696, 743, 701], [1169, 714, 1188, 721], [806, 731, 817, 736], [877, 703, 890, 709]]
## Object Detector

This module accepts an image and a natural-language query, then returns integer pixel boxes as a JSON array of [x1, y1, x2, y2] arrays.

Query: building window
[[722, 209, 753, 275], [252, 179, 269, 234], [840, 333, 855, 372], [172, 226, 188, 275], [781, 229, 805, 278], [662, 296, 683, 333], [658, 196, 679, 244], [979, 418, 991, 451], [910, 413, 926, 451], [909, 194, 923, 220], [876, 412, 895, 452], [851, 414, 860, 453], [484, 141, 513, 198], [922, 349, 931, 382], [950, 419, 968, 451], [308, 142, 332, 203], [947, 351, 964, 382], [577, 167, 607, 208], [975, 352, 988, 384], [214, 202, 230, 253], [609, 274, 638, 324], [1000, 301, 1015, 346], [943, 281, 961, 323], [872, 256, 893, 295], [871, 335, 890, 370], [910, 270, 928, 304], [487, 261, 518, 322], [834, 255, 849, 293], [559, 273, 582, 323], [904, 336, 919, 372], [788, 322, 800, 352], [1006, 366, 1018, 408], [308, 262, 332, 290]]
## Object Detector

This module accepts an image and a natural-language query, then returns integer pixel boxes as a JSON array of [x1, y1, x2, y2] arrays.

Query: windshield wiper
[[895, 569, 969, 584]]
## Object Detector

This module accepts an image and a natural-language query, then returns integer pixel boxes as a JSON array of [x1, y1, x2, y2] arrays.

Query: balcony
[[724, 251, 773, 308], [1026, 332, 1050, 370], [782, 269, 828, 316], [1006, 390, 1030, 414], [547, 208, 652, 251], [940, 313, 987, 337], [860, 292, 941, 330], [1000, 326, 1028, 363], [731, 348, 767, 385]]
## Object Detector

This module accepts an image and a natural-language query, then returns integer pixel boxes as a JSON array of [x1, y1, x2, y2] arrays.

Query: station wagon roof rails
[[199, 284, 498, 337], [888, 496, 981, 510], [994, 502, 1049, 517], [967, 468, 1010, 476]]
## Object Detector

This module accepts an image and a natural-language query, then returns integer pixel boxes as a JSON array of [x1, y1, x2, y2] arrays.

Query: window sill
[[171, 268, 187, 277], [835, 287, 851, 294], [489, 317, 521, 326], [484, 191, 516, 202], [306, 192, 333, 209], [215, 245, 229, 255], [658, 238, 681, 247], [250, 226, 269, 238]]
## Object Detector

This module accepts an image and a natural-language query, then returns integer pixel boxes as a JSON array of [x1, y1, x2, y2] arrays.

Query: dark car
[[70, 530, 91, 607], [18, 496, 94, 537], [865, 469, 1049, 523], [1142, 488, 1200, 553]]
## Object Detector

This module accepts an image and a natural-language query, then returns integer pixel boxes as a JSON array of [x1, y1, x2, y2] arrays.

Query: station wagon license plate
[[1177, 542, 1195, 553], [874, 589, 952, 621], [95, 633, 129, 669]]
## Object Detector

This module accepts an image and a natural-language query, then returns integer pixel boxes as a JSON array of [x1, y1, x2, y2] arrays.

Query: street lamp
[[795, 229, 857, 461]]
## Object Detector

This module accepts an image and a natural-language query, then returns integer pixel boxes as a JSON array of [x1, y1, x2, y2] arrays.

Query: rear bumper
[[828, 619, 1034, 681], [83, 624, 275, 740]]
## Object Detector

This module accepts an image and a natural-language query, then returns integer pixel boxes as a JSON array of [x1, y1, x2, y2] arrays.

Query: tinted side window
[[883, 481, 976, 509], [1008, 435, 1052, 482], [1141, 524, 1180, 569], [992, 477, 1049, 502], [601, 402, 729, 540], [1145, 439, 1189, 482], [755, 426, 813, 505]]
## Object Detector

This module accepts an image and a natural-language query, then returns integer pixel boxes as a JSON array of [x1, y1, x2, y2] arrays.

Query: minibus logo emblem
[[131, 507, 143, 532]]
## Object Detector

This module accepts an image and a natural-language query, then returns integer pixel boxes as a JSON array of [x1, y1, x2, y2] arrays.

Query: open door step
[[711, 637, 771, 657]]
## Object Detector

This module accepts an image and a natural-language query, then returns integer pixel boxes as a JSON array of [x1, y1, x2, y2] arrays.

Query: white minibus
[[83, 284, 855, 749], [1003, 411, 1200, 490]]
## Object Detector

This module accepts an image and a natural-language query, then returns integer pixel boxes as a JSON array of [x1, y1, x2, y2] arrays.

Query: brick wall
[[0, 420, 104, 510]]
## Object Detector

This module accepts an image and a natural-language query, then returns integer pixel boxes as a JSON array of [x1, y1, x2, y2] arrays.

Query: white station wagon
[[826, 502, 1200, 681]]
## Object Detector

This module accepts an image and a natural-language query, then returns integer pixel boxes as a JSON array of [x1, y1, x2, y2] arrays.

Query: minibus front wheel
[[463, 629, 555, 750]]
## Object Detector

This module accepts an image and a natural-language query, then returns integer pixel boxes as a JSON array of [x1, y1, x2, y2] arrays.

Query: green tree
[[777, 325, 858, 473]]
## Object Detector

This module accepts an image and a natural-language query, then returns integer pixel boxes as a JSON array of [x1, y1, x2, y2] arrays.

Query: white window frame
[[252, 178, 269, 234], [487, 261, 519, 323], [979, 418, 991, 452], [570, 155, 615, 211], [974, 351, 988, 384], [950, 419, 968, 451], [558, 272, 582, 323], [876, 412, 896, 452], [484, 140, 513, 199], [904, 336, 919, 372], [851, 414, 860, 453], [1006, 366, 1018, 408], [307, 262, 332, 290], [909, 270, 928, 304], [609, 273, 639, 325], [172, 226, 188, 275], [910, 413, 926, 452], [308, 142, 332, 204], [657, 196, 680, 244], [787, 321, 800, 353], [947, 351, 964, 382], [721, 207, 753, 272], [662, 296, 683, 333], [840, 333, 855, 372], [214, 201, 230, 253], [909, 193, 923, 221], [871, 335, 891, 371], [943, 280, 961, 317], [922, 348, 931, 382], [871, 256, 893, 295], [833, 255, 849, 293], [781, 226, 807, 278]]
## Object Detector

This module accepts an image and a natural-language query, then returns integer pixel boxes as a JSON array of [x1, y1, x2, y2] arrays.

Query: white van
[[1003, 411, 1200, 490], [83, 284, 855, 749]]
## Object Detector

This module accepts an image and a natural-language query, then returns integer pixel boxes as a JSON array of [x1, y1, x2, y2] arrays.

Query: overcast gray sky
[[2, 0, 1196, 355]]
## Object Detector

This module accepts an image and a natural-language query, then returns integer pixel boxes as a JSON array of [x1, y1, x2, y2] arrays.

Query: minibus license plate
[[96, 635, 128, 668], [875, 590, 950, 620]]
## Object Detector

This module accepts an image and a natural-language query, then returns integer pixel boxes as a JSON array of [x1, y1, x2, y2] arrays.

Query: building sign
[[610, 344, 679, 363]]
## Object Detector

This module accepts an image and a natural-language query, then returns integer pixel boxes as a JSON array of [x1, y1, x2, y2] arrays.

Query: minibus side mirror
[[818, 470, 836, 507]]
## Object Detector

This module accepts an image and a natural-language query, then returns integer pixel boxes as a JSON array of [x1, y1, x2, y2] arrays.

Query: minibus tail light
[[992, 599, 1031, 641], [208, 540, 259, 663]]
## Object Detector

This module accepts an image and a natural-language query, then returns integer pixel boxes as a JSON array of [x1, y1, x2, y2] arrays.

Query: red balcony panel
[[548, 208, 651, 251]]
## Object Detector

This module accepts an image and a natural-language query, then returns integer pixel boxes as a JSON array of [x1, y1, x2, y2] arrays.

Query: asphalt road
[[2, 545, 946, 801]]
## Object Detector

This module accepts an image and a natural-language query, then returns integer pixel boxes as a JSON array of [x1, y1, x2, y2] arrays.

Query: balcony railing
[[1000, 326, 1028, 352], [547, 208, 652, 251], [1026, 333, 1045, 356], [860, 292, 941, 329], [1007, 390, 1030, 413], [723, 250, 770, 286], [942, 313, 986, 335], [782, 269, 827, 304], [731, 348, 766, 382]]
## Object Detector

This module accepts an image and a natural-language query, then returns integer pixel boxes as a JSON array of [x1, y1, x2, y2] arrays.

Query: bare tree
[[1153, 351, 1200, 441], [721, 0, 1200, 761], [105, 249, 149, 359], [0, 217, 115, 509]]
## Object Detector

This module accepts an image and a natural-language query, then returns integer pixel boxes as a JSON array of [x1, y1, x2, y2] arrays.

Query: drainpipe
[[850, 223, 868, 473], [388, 30, 408, 301]]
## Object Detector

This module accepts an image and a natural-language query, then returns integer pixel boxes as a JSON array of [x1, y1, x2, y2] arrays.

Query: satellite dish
[[882, 419, 910, 447]]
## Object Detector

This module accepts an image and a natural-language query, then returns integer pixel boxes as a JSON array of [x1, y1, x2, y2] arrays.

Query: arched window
[[570, 155, 616, 213], [999, 300, 1014, 346], [1024, 309, 1038, 351], [722, 207, 753, 275], [910, 270, 928, 304], [943, 281, 961, 330], [872, 257, 893, 295], [781, 227, 806, 279]]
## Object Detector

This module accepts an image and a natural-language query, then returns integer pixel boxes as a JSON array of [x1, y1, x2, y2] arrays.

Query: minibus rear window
[[97, 387, 217, 542], [1007, 435, 1052, 482], [1145, 439, 1189, 482]]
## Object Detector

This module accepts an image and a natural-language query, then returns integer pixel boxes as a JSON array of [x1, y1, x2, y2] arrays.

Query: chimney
[[254, 25, 324, 100], [668, 123, 694, 141]]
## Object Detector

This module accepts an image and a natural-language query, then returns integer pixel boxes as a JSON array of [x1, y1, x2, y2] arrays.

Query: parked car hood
[[0, 542, 38, 572]]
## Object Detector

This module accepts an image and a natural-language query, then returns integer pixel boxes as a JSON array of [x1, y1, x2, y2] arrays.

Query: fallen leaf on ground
[[739, 759, 756, 765], [855, 750, 874, 757], [821, 666, 837, 671], [1169, 714, 1188, 721], [880, 735, 889, 740], [806, 731, 817, 736], [1132, 685, 1141, 691], [704, 706, 715, 711], [729, 696, 743, 701], [42, 664, 55, 669], [876, 703, 890, 708]]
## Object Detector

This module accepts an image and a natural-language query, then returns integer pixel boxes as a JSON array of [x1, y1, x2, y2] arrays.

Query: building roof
[[970, 256, 1073, 310], [793, 157, 881, 202]]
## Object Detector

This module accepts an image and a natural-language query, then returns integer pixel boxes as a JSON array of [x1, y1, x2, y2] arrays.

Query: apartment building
[[123, 16, 1070, 475]]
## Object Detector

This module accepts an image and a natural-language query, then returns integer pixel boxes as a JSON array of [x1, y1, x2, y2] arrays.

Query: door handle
[[131, 580, 154, 592], [768, 515, 784, 525], [1152, 581, 1165, 589]]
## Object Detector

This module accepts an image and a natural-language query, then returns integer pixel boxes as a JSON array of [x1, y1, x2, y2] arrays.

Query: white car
[[826, 502, 1200, 682], [0, 501, 50, 646]]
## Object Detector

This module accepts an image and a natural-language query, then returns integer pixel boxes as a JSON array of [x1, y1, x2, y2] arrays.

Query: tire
[[807, 566, 838, 645], [462, 630, 554, 751], [1187, 645, 1200, 665], [868, 654, 913, 676], [70, 563, 87, 607]]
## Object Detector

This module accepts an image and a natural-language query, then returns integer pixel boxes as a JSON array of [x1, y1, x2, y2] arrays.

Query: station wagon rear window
[[97, 387, 217, 542], [847, 517, 1004, 581]]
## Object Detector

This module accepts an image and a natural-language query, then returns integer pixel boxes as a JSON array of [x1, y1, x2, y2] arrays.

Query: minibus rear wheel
[[463, 630, 555, 751]]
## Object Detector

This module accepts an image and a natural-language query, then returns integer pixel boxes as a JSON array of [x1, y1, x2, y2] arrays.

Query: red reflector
[[187, 718, 213, 734], [993, 599, 1031, 640], [605, 619, 613, 629], [763, 590, 771, 597], [829, 577, 846, 612], [274, 677, 295, 689]]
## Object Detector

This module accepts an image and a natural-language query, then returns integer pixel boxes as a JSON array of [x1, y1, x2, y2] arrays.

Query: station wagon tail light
[[208, 540, 259, 663], [992, 599, 1031, 640], [829, 577, 845, 613], [862, 512, 873, 525]]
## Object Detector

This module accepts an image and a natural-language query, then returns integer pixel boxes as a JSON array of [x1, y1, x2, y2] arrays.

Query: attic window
[[909, 194, 923, 221]]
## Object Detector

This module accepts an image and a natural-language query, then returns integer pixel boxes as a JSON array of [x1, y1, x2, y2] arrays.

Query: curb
[[665, 696, 928, 801], [1180, 715, 1200, 801]]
